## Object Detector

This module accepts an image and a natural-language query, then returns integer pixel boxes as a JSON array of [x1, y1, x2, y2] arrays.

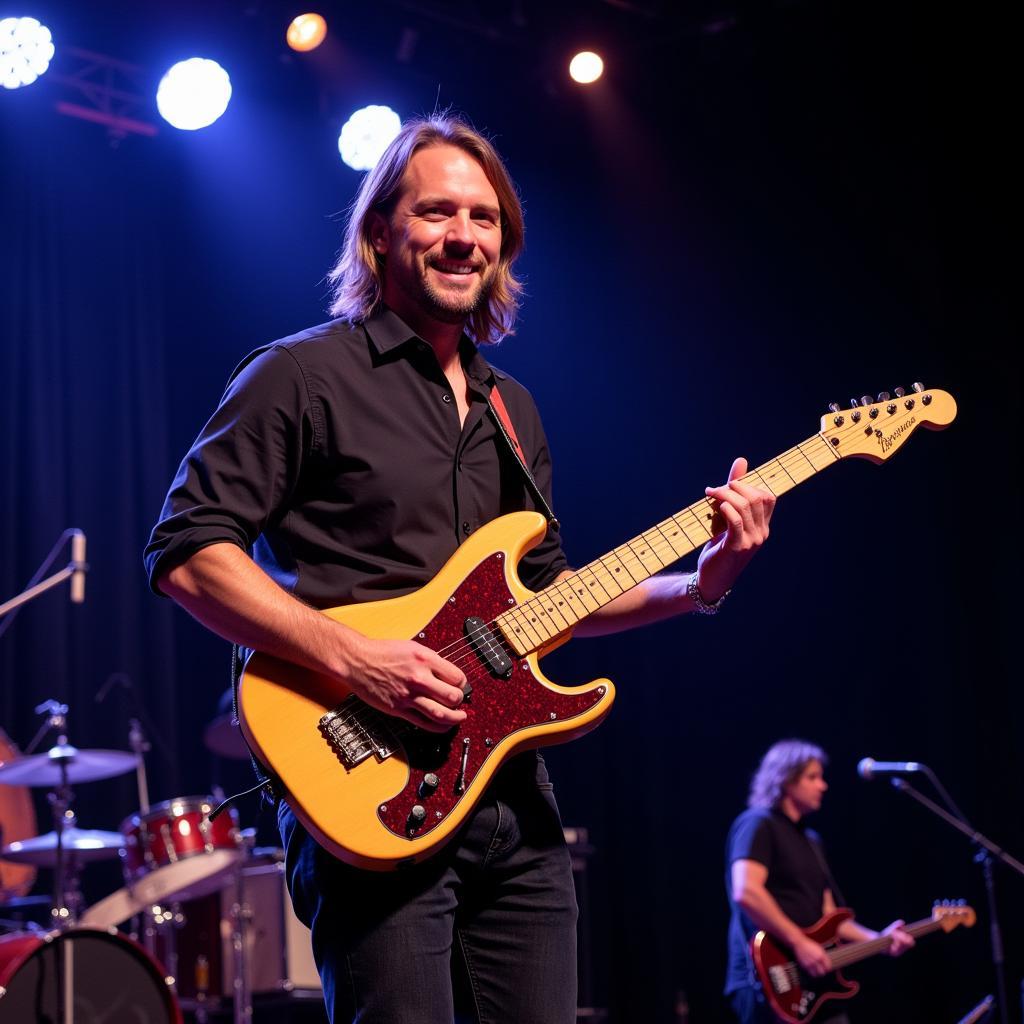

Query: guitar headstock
[[819, 385, 957, 463], [932, 900, 976, 931]]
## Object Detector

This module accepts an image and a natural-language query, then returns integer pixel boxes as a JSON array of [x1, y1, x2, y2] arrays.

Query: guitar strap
[[487, 384, 559, 531], [807, 829, 848, 908]]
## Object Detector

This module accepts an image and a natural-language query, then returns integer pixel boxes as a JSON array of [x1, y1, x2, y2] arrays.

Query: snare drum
[[120, 796, 240, 906], [0, 927, 181, 1023]]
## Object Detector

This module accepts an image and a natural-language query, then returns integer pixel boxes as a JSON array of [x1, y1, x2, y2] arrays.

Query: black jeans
[[278, 755, 579, 1024]]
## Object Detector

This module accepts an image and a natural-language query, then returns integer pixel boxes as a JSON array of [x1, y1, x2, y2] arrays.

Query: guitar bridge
[[320, 698, 399, 768], [768, 964, 793, 994]]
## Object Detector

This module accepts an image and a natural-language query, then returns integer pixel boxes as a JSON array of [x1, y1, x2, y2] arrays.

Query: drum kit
[[0, 700, 320, 1024]]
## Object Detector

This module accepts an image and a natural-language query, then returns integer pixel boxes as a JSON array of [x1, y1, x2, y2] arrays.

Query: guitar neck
[[827, 917, 942, 970], [497, 432, 840, 656]]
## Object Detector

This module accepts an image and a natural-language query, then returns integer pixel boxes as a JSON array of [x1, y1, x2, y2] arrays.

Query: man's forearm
[[569, 573, 701, 637], [158, 542, 364, 679], [736, 884, 812, 949]]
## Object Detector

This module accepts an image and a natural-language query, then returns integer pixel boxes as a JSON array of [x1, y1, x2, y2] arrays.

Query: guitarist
[[725, 739, 915, 1022], [145, 115, 776, 1024]]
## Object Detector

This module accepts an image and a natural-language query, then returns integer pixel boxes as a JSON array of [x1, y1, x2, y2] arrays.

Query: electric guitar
[[238, 386, 957, 869], [752, 901, 976, 1023]]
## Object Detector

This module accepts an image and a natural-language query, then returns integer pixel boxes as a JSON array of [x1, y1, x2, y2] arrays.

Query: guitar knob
[[877, 391, 891, 402], [912, 382, 925, 392], [894, 386, 906, 397], [418, 773, 439, 798], [828, 402, 840, 413], [408, 805, 427, 828]]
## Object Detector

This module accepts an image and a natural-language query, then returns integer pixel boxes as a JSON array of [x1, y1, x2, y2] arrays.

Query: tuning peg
[[877, 391, 890, 402], [912, 382, 925, 393], [828, 402, 840, 413], [860, 395, 873, 407], [894, 386, 906, 397], [849, 398, 860, 407]]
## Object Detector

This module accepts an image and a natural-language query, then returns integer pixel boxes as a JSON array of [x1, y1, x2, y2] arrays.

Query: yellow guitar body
[[239, 511, 615, 870]]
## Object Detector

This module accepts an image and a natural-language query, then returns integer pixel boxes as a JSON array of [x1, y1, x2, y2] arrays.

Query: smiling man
[[725, 739, 915, 1023], [146, 115, 777, 1023]]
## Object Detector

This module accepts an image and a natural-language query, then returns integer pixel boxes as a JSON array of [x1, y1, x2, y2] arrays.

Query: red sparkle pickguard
[[376, 553, 601, 840]]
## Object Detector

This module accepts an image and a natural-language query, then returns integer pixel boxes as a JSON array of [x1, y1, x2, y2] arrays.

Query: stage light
[[287, 13, 327, 52], [0, 16, 55, 90], [156, 58, 232, 131], [338, 105, 401, 171], [569, 51, 603, 85]]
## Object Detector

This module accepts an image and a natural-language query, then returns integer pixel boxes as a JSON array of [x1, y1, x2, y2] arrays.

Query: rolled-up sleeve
[[144, 346, 315, 593]]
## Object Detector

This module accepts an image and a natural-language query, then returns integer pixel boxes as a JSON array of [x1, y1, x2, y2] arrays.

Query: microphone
[[857, 757, 924, 780], [70, 529, 87, 604]]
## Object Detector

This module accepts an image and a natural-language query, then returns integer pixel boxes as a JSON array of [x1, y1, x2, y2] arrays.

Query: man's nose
[[445, 212, 475, 249]]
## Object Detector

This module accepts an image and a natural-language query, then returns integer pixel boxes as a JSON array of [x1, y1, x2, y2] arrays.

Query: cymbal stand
[[129, 717, 151, 814], [28, 700, 81, 931], [230, 829, 256, 1024]]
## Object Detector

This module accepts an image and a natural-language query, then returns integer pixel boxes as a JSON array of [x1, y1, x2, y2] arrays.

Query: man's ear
[[368, 212, 389, 255]]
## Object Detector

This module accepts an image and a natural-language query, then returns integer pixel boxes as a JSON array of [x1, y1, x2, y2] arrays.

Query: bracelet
[[687, 573, 730, 615]]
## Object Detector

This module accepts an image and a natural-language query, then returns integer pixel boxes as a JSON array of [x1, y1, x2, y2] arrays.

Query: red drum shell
[[0, 927, 181, 1023], [119, 795, 240, 904]]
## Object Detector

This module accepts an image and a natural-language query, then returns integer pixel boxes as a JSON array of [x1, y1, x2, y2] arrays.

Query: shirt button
[[462, 522, 472, 535], [442, 394, 452, 403]]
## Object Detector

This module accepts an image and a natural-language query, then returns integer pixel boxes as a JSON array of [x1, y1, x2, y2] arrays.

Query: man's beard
[[418, 262, 495, 324]]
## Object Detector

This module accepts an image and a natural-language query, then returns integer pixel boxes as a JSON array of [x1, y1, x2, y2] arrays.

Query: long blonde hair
[[327, 115, 525, 344]]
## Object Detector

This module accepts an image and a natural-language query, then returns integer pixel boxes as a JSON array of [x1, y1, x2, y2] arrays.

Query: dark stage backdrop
[[1, 4, 1019, 1022]]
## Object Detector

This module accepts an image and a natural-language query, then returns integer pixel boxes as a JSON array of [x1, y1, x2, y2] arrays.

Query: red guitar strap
[[487, 384, 559, 531]]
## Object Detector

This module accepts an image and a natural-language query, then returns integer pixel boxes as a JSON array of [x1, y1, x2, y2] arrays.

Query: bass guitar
[[239, 386, 957, 869], [752, 901, 976, 1023]]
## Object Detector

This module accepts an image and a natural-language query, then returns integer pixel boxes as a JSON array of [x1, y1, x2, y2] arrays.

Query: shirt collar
[[362, 306, 504, 387]]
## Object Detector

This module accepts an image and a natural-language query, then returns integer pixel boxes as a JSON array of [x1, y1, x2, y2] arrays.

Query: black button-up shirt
[[145, 309, 567, 608]]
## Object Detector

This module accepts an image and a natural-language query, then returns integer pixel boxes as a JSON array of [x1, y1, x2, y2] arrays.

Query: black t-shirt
[[724, 807, 831, 994]]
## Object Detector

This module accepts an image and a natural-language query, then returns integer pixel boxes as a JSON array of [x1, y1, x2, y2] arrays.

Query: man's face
[[784, 759, 828, 817], [372, 144, 503, 328]]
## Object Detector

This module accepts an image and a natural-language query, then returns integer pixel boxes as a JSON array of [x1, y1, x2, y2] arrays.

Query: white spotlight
[[0, 16, 55, 90], [156, 58, 232, 131], [338, 105, 401, 171], [569, 51, 604, 85]]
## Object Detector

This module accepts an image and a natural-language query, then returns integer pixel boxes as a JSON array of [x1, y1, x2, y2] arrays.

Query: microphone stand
[[0, 529, 87, 623], [889, 777, 1024, 1024]]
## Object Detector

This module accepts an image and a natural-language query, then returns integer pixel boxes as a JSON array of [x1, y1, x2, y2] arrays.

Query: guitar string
[[421, 434, 843, 668], [331, 402, 935, 733], [434, 393, 932, 667], [353, 426, 857, 697]]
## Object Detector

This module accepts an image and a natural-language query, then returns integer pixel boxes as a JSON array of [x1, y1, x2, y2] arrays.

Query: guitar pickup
[[464, 617, 513, 678]]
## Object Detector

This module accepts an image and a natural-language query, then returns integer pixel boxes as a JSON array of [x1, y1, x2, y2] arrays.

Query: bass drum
[[0, 927, 181, 1023]]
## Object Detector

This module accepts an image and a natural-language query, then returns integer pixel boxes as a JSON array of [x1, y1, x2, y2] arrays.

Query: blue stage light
[[156, 58, 232, 131], [0, 16, 55, 90], [338, 105, 401, 171]]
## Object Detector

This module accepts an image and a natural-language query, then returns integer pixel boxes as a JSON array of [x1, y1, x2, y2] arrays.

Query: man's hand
[[881, 920, 916, 957], [793, 935, 832, 977], [696, 457, 776, 602], [341, 636, 468, 732]]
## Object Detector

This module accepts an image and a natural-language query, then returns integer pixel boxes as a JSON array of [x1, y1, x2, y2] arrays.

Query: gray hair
[[748, 738, 827, 809]]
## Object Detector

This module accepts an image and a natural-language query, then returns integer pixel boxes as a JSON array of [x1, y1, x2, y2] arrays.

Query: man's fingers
[[727, 456, 748, 483], [410, 695, 467, 731], [421, 646, 467, 687]]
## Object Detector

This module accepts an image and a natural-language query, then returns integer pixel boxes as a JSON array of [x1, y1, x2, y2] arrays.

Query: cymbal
[[2, 827, 124, 867], [0, 745, 137, 786], [203, 714, 249, 760]]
